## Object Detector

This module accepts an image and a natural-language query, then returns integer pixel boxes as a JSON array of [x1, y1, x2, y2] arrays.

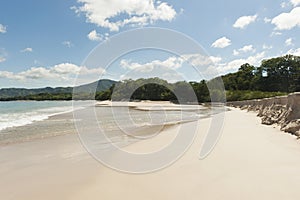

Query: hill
[[0, 79, 117, 100], [0, 54, 299, 102]]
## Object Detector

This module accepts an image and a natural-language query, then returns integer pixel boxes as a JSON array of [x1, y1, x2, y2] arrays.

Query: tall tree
[[258, 55, 300, 93]]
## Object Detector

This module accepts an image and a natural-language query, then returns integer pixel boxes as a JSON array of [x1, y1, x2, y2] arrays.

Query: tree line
[[96, 55, 298, 102], [221, 55, 300, 93], [1, 55, 299, 102]]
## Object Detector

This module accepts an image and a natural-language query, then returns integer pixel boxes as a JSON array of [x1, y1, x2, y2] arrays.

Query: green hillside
[[0, 79, 117, 100]]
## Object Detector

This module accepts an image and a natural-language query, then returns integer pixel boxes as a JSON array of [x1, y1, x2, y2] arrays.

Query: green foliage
[[222, 63, 256, 90], [95, 78, 209, 103], [111, 78, 173, 101], [226, 90, 287, 101], [0, 55, 299, 102], [221, 55, 300, 93], [95, 84, 115, 101], [0, 93, 72, 101], [0, 87, 73, 99], [257, 55, 300, 92], [0, 79, 116, 99], [190, 80, 210, 102], [74, 79, 117, 94]]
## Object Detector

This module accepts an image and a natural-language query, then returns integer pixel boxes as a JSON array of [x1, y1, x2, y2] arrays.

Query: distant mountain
[[0, 79, 117, 99], [74, 79, 117, 93]]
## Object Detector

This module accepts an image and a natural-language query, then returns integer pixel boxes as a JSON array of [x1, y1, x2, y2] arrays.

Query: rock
[[227, 92, 300, 136], [281, 120, 300, 137], [286, 92, 300, 121]]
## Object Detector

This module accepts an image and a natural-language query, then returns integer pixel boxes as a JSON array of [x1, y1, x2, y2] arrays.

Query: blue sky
[[0, 0, 300, 88]]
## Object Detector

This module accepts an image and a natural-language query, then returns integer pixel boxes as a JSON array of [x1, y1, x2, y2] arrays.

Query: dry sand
[[1, 108, 300, 200]]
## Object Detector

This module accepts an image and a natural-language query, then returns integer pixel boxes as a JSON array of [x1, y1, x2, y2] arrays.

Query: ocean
[[0, 101, 85, 131], [0, 101, 218, 145], [0, 101, 90, 144]]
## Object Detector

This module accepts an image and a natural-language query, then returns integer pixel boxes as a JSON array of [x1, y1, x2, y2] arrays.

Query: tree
[[222, 63, 256, 91], [258, 55, 300, 92]]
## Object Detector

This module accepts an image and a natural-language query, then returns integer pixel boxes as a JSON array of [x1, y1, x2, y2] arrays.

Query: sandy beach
[[1, 107, 300, 200], [2, 0, 300, 199]]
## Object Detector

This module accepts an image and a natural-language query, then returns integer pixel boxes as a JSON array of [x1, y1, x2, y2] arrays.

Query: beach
[[1, 105, 300, 199], [2, 0, 300, 199]]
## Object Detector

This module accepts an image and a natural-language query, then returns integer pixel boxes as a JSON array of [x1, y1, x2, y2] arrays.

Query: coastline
[[0, 110, 77, 145], [1, 106, 300, 199], [0, 100, 203, 145], [70, 109, 300, 200], [227, 92, 300, 137]]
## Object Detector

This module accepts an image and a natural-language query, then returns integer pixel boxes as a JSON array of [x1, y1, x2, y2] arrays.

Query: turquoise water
[[0, 101, 85, 131], [0, 101, 221, 145]]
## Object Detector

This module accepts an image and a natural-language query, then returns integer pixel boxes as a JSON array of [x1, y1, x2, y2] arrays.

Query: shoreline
[[0, 100, 205, 146], [1, 108, 300, 199], [227, 92, 300, 136]]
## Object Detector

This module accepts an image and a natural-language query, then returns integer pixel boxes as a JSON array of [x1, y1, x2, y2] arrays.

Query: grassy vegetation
[[226, 90, 287, 102]]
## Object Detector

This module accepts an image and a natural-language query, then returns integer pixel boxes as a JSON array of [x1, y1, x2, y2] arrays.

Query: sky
[[0, 0, 300, 88]]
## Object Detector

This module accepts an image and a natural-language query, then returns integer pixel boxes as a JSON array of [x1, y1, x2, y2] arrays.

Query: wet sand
[[1, 107, 300, 199]]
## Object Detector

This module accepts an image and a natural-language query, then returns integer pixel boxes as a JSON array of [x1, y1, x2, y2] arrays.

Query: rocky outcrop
[[227, 92, 300, 137]]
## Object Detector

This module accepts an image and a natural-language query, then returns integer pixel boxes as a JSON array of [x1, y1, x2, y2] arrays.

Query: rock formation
[[227, 92, 300, 137]]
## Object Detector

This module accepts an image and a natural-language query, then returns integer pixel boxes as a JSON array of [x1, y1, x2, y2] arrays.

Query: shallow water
[[0, 101, 224, 146], [0, 101, 90, 131]]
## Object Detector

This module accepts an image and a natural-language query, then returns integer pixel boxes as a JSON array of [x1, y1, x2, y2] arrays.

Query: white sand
[[96, 100, 206, 111], [1, 108, 300, 200]]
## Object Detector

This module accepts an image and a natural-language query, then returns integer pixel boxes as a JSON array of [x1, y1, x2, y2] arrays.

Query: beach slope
[[1, 108, 300, 199]]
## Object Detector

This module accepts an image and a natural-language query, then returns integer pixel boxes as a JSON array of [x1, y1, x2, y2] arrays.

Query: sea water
[[0, 101, 221, 145], [0, 101, 77, 131]]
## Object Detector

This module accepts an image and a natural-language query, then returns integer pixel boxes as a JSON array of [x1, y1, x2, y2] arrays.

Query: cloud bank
[[73, 0, 177, 32]]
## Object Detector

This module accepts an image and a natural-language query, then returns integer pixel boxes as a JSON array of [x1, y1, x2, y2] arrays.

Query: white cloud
[[20, 48, 33, 53], [281, 2, 288, 8], [0, 63, 105, 81], [119, 53, 219, 77], [0, 49, 7, 62], [87, 30, 101, 41], [34, 60, 41, 65], [50, 63, 81, 74], [182, 54, 220, 66], [19, 67, 54, 80], [0, 71, 14, 79], [72, 0, 177, 32], [62, 41, 73, 48], [211, 37, 231, 48], [87, 30, 108, 41], [233, 50, 239, 56], [119, 69, 184, 83], [119, 58, 183, 81], [240, 45, 255, 52], [233, 14, 257, 29], [121, 60, 154, 73], [264, 17, 272, 23], [270, 31, 282, 36], [285, 38, 293, 46], [233, 45, 255, 56], [271, 7, 300, 30], [217, 52, 265, 74], [291, 0, 300, 7], [119, 54, 218, 82], [120, 56, 185, 73], [0, 56, 6, 63], [262, 44, 273, 50], [287, 48, 300, 56], [209, 56, 222, 63], [0, 24, 6, 33], [244, 52, 265, 65]]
